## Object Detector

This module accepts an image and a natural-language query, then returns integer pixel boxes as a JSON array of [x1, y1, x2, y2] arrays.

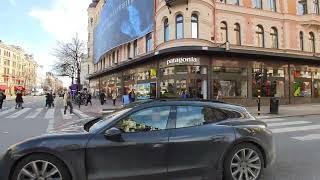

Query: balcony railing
[[165, 0, 188, 7]]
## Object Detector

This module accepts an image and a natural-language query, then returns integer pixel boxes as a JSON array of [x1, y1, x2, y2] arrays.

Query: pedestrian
[[180, 90, 187, 99], [112, 91, 117, 106], [76, 92, 82, 109], [63, 89, 73, 115], [0, 89, 6, 110], [86, 92, 92, 106], [129, 89, 136, 103], [100, 91, 106, 105], [45, 92, 53, 108], [15, 91, 24, 109]]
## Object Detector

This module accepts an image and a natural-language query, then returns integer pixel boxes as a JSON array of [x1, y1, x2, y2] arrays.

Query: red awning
[[0, 85, 7, 90], [14, 86, 25, 91]]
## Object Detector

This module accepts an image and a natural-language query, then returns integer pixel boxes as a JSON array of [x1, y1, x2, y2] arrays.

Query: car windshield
[[89, 108, 132, 133]]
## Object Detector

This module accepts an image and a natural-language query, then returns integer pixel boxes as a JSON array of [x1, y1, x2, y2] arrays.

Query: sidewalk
[[74, 98, 122, 118], [246, 103, 320, 119]]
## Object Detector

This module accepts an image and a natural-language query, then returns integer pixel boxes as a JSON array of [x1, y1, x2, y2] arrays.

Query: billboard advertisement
[[93, 0, 154, 64]]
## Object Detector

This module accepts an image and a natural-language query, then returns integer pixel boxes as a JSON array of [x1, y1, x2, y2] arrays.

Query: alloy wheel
[[17, 160, 62, 180], [230, 148, 262, 180]]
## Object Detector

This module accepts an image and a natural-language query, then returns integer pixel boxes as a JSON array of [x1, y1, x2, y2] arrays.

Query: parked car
[[0, 99, 275, 180]]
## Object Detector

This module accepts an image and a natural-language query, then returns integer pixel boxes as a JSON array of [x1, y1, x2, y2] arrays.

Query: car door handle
[[211, 135, 226, 142], [152, 144, 164, 148]]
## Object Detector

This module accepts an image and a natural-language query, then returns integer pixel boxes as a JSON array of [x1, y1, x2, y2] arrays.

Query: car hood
[[46, 118, 96, 134]]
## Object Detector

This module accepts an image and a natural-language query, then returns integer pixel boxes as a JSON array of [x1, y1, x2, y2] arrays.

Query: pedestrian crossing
[[259, 117, 320, 142], [0, 107, 93, 120]]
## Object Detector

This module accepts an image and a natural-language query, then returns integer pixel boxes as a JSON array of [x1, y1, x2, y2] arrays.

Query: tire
[[11, 154, 71, 180], [223, 143, 264, 180]]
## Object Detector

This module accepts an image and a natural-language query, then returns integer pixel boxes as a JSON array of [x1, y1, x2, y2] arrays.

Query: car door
[[167, 105, 236, 180], [86, 106, 173, 180]]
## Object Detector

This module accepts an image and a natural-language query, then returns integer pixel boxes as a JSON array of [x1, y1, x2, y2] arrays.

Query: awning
[[0, 85, 7, 90], [14, 86, 25, 91]]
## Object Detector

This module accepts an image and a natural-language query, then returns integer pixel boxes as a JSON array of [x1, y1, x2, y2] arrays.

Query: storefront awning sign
[[166, 57, 199, 66]]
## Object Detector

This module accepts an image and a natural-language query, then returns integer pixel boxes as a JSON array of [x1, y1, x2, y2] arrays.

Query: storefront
[[89, 47, 320, 106]]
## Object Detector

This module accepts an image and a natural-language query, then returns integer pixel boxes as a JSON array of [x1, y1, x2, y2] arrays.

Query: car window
[[176, 106, 228, 128], [221, 109, 242, 119], [115, 106, 171, 133]]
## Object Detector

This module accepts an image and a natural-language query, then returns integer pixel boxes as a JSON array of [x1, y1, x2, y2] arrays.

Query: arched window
[[309, 32, 316, 53], [299, 31, 304, 51], [255, 25, 264, 47], [234, 23, 241, 45], [164, 18, 169, 42], [220, 21, 228, 42], [191, 14, 199, 39], [176, 14, 184, 39], [270, 27, 279, 49]]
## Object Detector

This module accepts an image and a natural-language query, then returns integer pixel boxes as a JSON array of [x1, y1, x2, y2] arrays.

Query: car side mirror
[[105, 127, 122, 139]]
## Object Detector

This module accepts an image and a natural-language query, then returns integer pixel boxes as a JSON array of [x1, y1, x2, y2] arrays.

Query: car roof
[[125, 99, 247, 113]]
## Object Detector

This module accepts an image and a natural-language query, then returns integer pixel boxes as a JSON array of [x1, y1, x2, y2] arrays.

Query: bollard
[[257, 90, 261, 116]]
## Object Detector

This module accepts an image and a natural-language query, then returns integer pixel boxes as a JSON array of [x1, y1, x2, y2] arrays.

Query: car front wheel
[[224, 143, 264, 180], [11, 154, 71, 180]]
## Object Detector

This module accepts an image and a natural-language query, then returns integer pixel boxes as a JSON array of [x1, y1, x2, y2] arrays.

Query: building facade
[[88, 0, 320, 106], [0, 41, 38, 95], [43, 72, 63, 94]]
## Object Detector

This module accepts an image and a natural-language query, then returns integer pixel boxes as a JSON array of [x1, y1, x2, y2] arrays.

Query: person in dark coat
[[0, 89, 6, 110], [100, 91, 106, 105], [15, 91, 24, 109]]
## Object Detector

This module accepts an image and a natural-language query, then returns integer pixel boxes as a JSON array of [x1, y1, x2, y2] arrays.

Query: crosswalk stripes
[[267, 121, 312, 127], [292, 134, 320, 141], [0, 107, 16, 116], [26, 108, 43, 119], [6, 108, 31, 119], [73, 109, 92, 119], [261, 118, 287, 123], [270, 125, 320, 134], [61, 109, 72, 120], [44, 108, 55, 119]]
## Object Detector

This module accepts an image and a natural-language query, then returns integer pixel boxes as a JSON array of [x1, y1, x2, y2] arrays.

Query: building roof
[[89, 0, 99, 8]]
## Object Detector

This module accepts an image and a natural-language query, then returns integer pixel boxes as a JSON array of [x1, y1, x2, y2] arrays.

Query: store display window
[[252, 68, 285, 97], [212, 67, 247, 98], [292, 68, 312, 97]]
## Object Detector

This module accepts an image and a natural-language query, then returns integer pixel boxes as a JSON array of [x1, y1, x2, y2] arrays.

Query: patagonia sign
[[166, 57, 199, 66]]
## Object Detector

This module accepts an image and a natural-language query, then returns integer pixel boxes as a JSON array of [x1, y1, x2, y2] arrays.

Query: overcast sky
[[0, 0, 91, 86]]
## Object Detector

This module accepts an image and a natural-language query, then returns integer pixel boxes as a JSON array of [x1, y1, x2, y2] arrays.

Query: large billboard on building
[[93, 0, 154, 64]]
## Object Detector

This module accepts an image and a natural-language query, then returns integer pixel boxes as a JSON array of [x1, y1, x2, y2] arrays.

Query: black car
[[0, 100, 275, 180]]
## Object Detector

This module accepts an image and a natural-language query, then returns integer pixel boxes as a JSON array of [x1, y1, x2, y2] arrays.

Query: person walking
[[0, 90, 6, 110], [129, 89, 136, 103], [112, 91, 117, 106], [15, 91, 24, 109], [63, 90, 73, 115], [86, 92, 92, 106], [76, 92, 82, 109], [100, 91, 106, 105]]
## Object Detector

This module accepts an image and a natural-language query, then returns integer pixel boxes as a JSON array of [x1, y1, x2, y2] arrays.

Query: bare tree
[[53, 34, 85, 86]]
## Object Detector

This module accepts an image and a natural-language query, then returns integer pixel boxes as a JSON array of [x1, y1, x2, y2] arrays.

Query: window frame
[[270, 27, 279, 49], [146, 33, 153, 52], [309, 32, 316, 53], [300, 31, 304, 51], [298, 0, 308, 15], [220, 21, 228, 42], [269, 0, 277, 12], [191, 14, 199, 39], [164, 18, 170, 42], [172, 105, 237, 129], [110, 106, 175, 134], [253, 0, 263, 9], [234, 23, 241, 45], [256, 25, 265, 48], [176, 14, 184, 39]]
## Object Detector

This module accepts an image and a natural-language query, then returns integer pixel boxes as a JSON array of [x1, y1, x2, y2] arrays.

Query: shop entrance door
[[175, 75, 208, 99]]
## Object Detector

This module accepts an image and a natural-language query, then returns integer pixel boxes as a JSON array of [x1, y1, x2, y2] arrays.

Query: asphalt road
[[0, 96, 93, 153], [1, 97, 320, 179]]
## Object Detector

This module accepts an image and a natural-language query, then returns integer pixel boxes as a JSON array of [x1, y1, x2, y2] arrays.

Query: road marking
[[262, 118, 287, 123], [292, 134, 320, 141], [73, 109, 91, 118], [47, 117, 55, 132], [6, 108, 31, 119], [0, 108, 16, 116], [26, 108, 43, 119], [44, 108, 54, 119], [61, 109, 72, 120], [271, 125, 320, 134], [267, 121, 312, 127], [256, 115, 271, 119]]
